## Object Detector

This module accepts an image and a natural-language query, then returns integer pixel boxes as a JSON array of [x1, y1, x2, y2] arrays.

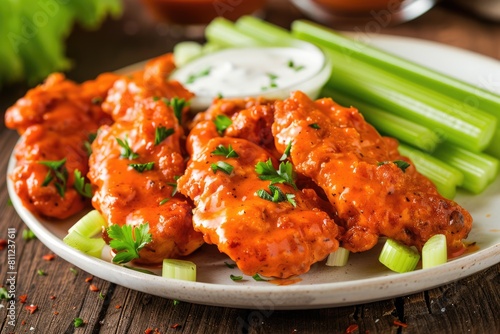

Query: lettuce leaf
[[0, 0, 123, 88]]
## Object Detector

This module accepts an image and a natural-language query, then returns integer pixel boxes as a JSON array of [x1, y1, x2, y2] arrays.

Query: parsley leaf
[[74, 169, 92, 198], [230, 274, 243, 281], [159, 198, 170, 206], [280, 141, 292, 161], [378, 160, 411, 173], [252, 274, 268, 281], [309, 123, 320, 129], [0, 287, 10, 300], [167, 176, 180, 196], [211, 144, 239, 158], [163, 97, 187, 125], [210, 161, 234, 175], [255, 159, 297, 190], [256, 185, 296, 207], [129, 162, 154, 173], [73, 318, 84, 328], [107, 223, 152, 264], [116, 136, 139, 160], [39, 158, 68, 197], [287, 59, 305, 71], [186, 67, 211, 84], [22, 229, 36, 241], [213, 114, 232, 136], [155, 126, 174, 145], [84, 132, 97, 156]]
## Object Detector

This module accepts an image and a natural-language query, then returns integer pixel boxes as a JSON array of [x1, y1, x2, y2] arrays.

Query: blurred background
[[0, 0, 499, 113]]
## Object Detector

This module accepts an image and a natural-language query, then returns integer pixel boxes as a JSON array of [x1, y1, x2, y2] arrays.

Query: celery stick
[[398, 144, 463, 199], [432, 142, 499, 194], [321, 87, 440, 152], [379, 238, 420, 273], [485, 124, 500, 159], [323, 48, 496, 152], [325, 247, 350, 267], [235, 16, 294, 45], [398, 144, 464, 187], [205, 17, 262, 47], [162, 259, 196, 281], [422, 234, 448, 269], [291, 20, 500, 120]]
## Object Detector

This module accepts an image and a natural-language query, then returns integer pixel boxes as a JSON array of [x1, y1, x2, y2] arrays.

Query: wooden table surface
[[1, 1, 499, 333]]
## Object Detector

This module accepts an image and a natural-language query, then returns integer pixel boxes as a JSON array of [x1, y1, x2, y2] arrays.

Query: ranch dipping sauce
[[171, 46, 329, 109]]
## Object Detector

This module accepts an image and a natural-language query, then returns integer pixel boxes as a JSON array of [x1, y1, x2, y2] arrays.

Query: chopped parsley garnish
[[116, 136, 139, 160], [230, 274, 243, 281], [163, 97, 188, 125], [211, 144, 239, 158], [280, 141, 292, 161], [155, 126, 175, 145], [69, 267, 78, 275], [39, 158, 68, 197], [224, 261, 236, 269], [378, 160, 411, 173], [84, 132, 97, 156], [213, 114, 232, 135], [22, 229, 36, 241], [74, 169, 92, 198], [210, 161, 234, 175], [255, 159, 297, 190], [91, 97, 103, 105], [159, 198, 170, 206], [186, 66, 211, 84], [261, 73, 279, 91], [129, 162, 155, 173], [73, 318, 84, 328], [107, 223, 152, 264], [252, 274, 268, 282], [287, 59, 305, 71], [0, 287, 10, 300], [98, 292, 106, 300], [37, 269, 46, 276], [173, 300, 180, 306], [309, 123, 321, 129], [256, 185, 296, 207], [167, 175, 180, 196]]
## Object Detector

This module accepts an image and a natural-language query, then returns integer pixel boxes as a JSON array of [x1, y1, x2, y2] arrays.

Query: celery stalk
[[432, 143, 499, 194], [291, 20, 500, 121], [422, 234, 448, 269], [379, 238, 420, 273], [235, 16, 294, 45], [321, 87, 440, 152], [322, 48, 496, 152], [325, 247, 350, 267], [397, 144, 463, 199], [162, 259, 197, 281], [205, 17, 262, 47]]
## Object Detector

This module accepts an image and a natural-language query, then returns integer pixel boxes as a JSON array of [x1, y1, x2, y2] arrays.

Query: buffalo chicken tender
[[178, 124, 339, 278], [272, 91, 473, 255], [89, 96, 204, 265], [5, 72, 118, 219]]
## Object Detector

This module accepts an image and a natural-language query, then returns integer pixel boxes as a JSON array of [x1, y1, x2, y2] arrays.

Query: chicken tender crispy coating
[[272, 91, 472, 255]]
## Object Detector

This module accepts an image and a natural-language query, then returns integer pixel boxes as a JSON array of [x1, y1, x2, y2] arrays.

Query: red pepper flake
[[115, 305, 122, 309], [43, 254, 56, 261], [21, 320, 27, 325], [53, 311, 59, 315], [171, 323, 181, 329], [0, 239, 7, 250], [19, 294, 28, 303], [144, 329, 153, 334], [50, 295, 56, 300], [393, 320, 408, 328], [85, 276, 93, 283], [25, 304, 38, 314], [89, 284, 99, 292], [345, 324, 359, 333]]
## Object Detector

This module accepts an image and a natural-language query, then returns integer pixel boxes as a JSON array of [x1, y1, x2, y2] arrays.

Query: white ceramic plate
[[7, 35, 500, 310]]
